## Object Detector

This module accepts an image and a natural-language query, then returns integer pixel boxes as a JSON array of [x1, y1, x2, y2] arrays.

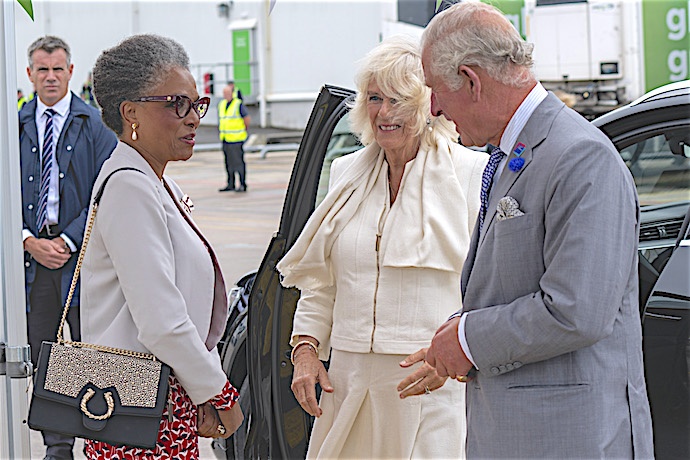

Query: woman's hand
[[396, 348, 449, 399], [198, 402, 244, 439], [197, 402, 222, 438], [290, 344, 333, 417], [217, 403, 244, 438]]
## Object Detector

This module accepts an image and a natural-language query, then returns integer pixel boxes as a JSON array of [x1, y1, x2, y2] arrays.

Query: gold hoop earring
[[131, 123, 138, 141]]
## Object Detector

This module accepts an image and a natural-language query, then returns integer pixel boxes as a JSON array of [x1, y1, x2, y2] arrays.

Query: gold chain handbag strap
[[55, 167, 158, 361]]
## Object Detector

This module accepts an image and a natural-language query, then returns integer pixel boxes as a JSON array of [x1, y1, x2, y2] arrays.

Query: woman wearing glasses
[[80, 34, 242, 458]]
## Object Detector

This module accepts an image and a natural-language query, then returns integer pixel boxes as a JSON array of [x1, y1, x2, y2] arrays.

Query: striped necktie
[[36, 108, 56, 233], [478, 146, 506, 231]]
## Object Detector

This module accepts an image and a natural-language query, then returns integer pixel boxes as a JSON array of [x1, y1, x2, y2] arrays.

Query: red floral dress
[[84, 376, 239, 459]]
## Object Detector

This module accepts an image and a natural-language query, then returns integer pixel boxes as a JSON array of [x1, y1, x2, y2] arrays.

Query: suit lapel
[[461, 224, 480, 299], [57, 95, 86, 193], [477, 93, 562, 249], [19, 100, 39, 172]]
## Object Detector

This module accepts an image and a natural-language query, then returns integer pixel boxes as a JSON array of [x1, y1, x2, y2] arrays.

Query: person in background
[[84, 33, 242, 458], [80, 71, 97, 107], [277, 35, 487, 459], [218, 81, 250, 192], [418, 2, 654, 458], [17, 88, 28, 110], [19, 35, 117, 460]]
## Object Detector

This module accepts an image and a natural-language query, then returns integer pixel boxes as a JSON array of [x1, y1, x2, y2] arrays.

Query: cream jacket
[[291, 143, 487, 359], [80, 142, 227, 404]]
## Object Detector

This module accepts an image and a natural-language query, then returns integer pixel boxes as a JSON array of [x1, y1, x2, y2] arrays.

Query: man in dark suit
[[19, 35, 117, 460]]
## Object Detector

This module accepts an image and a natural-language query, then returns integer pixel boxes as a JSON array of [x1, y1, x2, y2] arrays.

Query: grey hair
[[348, 35, 457, 149], [422, 2, 534, 90], [28, 36, 71, 68], [92, 34, 190, 135]]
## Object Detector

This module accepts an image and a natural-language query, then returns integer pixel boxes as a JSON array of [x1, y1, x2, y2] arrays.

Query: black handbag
[[28, 168, 171, 449]]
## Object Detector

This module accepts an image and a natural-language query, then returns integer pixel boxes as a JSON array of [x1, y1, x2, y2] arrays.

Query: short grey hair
[[348, 35, 457, 149], [422, 2, 534, 90], [92, 34, 190, 135], [28, 36, 71, 68]]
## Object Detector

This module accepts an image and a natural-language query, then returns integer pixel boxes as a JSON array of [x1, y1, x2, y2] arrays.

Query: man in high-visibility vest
[[218, 82, 250, 192], [17, 89, 28, 110]]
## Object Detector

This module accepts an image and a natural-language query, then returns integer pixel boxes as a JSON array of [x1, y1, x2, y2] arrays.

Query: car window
[[315, 113, 362, 206], [620, 129, 690, 207]]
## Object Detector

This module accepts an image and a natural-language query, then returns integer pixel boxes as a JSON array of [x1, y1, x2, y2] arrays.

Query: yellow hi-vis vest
[[218, 98, 247, 143]]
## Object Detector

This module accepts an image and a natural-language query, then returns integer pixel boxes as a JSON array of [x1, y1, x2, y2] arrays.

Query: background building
[[14, 0, 689, 128], [14, 0, 431, 129]]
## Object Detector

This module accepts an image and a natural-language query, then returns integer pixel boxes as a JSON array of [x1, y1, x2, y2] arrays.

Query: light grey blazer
[[80, 142, 228, 404], [460, 94, 654, 458]]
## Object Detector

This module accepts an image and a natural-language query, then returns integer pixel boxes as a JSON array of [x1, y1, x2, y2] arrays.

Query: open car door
[[245, 85, 357, 459]]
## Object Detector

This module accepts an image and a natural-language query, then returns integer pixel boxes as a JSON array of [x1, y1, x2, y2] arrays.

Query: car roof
[[593, 80, 690, 128]]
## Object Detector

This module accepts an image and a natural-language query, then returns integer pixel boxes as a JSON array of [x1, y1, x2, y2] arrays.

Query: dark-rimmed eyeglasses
[[133, 95, 210, 119]]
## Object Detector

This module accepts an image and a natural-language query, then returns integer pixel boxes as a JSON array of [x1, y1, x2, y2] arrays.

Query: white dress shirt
[[22, 94, 76, 251], [459, 83, 548, 368]]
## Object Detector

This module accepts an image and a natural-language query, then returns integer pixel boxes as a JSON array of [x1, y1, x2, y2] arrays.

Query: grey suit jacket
[[460, 94, 654, 458]]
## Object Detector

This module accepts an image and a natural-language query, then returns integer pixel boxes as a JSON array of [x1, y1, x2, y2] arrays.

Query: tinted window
[[619, 129, 690, 207], [315, 114, 362, 206], [397, 0, 436, 27]]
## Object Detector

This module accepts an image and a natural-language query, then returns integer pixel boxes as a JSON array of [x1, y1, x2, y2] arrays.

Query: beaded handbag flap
[[43, 343, 163, 408]]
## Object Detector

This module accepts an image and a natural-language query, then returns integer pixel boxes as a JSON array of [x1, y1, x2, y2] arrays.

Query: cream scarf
[[277, 132, 468, 291]]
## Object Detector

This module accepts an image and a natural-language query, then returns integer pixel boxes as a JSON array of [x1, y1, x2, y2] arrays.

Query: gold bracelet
[[290, 340, 318, 365]]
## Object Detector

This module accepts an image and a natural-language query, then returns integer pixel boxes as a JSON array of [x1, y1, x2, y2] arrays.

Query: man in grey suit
[[416, 2, 654, 458]]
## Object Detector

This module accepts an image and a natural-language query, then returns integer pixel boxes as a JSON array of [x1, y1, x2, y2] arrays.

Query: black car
[[593, 81, 690, 459], [213, 82, 690, 459]]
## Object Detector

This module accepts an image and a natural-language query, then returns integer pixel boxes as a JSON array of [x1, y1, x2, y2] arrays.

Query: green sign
[[232, 29, 252, 97], [437, 1, 526, 37], [487, 0, 526, 38], [642, 0, 690, 92]]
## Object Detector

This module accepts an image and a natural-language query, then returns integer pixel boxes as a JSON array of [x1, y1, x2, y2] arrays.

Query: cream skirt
[[307, 350, 466, 459]]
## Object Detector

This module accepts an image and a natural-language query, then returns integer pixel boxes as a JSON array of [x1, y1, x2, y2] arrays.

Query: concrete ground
[[27, 145, 297, 459]]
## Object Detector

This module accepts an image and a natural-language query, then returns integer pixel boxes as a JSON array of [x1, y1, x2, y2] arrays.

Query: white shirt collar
[[36, 92, 71, 119], [499, 83, 547, 154]]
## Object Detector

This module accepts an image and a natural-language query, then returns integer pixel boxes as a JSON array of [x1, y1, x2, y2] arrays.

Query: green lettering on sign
[[232, 29, 252, 97], [642, 0, 690, 91]]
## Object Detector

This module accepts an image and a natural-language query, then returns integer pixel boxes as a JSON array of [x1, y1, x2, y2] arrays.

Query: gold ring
[[456, 375, 468, 383], [424, 385, 431, 395], [217, 424, 227, 435]]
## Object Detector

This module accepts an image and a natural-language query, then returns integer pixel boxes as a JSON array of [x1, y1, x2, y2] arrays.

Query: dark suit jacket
[[19, 92, 117, 311]]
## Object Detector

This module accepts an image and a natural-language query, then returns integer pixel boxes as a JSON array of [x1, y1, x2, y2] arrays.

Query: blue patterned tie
[[36, 108, 56, 233], [478, 146, 506, 231]]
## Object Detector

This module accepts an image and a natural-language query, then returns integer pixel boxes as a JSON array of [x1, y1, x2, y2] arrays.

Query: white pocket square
[[496, 196, 524, 221]]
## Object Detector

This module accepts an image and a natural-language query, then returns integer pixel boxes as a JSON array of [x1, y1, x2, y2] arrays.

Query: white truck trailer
[[489, 0, 689, 119]]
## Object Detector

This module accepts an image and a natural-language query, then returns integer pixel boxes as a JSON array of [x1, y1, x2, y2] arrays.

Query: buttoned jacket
[[292, 143, 487, 358], [460, 93, 654, 458], [79, 142, 228, 403], [19, 93, 117, 311]]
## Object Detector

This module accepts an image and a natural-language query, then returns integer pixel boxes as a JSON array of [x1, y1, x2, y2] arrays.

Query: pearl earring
[[131, 123, 138, 141]]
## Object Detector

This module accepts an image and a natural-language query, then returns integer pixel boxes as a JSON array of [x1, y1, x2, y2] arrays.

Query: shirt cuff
[[22, 229, 34, 242], [458, 313, 477, 369], [60, 234, 77, 253]]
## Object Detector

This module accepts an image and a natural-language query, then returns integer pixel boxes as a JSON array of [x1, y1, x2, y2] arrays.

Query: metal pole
[[0, 0, 33, 458]]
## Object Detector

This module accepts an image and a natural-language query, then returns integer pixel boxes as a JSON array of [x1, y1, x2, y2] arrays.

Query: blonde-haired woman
[[276, 35, 487, 458]]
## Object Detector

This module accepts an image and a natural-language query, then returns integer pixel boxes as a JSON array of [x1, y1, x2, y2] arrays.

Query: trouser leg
[[229, 142, 246, 187], [222, 142, 235, 187], [42, 431, 75, 460], [28, 263, 77, 459]]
